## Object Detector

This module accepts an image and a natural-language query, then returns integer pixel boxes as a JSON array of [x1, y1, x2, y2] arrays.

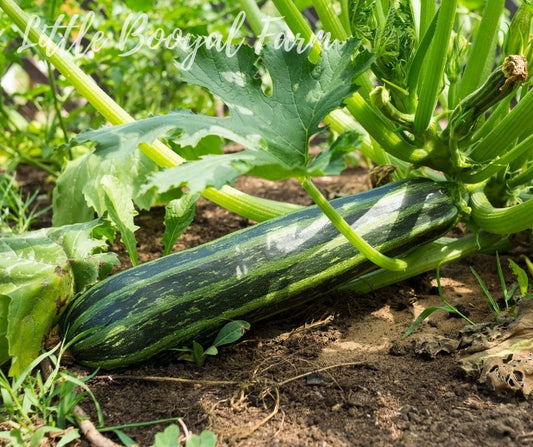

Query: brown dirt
[[16, 166, 533, 446]]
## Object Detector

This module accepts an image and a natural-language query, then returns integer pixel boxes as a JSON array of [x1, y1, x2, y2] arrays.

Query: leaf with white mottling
[[0, 220, 117, 376]]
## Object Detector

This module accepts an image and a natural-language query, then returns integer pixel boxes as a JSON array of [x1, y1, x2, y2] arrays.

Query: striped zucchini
[[62, 179, 459, 368]]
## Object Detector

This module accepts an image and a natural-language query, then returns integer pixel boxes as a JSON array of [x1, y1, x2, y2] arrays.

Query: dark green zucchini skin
[[62, 179, 459, 368]]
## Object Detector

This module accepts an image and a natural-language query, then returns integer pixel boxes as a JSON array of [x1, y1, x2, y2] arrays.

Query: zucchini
[[62, 179, 459, 368]]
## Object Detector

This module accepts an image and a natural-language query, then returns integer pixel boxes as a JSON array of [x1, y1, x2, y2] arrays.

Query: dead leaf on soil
[[459, 300, 533, 398], [412, 334, 460, 358]]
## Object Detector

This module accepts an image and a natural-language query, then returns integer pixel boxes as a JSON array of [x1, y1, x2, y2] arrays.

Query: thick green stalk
[[312, 0, 349, 40], [470, 188, 533, 234], [370, 86, 415, 129], [446, 55, 528, 144], [458, 0, 505, 99], [468, 89, 533, 163], [508, 163, 533, 188], [271, 0, 321, 63], [0, 0, 298, 221], [204, 187, 302, 221], [345, 93, 449, 169], [419, 0, 436, 38], [339, 0, 351, 35], [324, 109, 360, 134], [324, 109, 415, 174], [300, 177, 407, 271], [468, 96, 512, 144], [407, 10, 439, 106], [460, 133, 533, 183], [341, 232, 510, 293], [504, 3, 533, 55], [374, 0, 387, 29], [414, 0, 457, 133], [239, 0, 265, 37]]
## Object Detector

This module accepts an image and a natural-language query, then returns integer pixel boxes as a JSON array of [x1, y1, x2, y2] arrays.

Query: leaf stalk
[[300, 177, 407, 271]]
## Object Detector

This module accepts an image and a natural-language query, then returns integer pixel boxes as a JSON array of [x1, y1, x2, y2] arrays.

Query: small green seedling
[[102, 419, 218, 447], [471, 253, 533, 317], [404, 267, 474, 337], [151, 424, 217, 447], [175, 320, 250, 366]]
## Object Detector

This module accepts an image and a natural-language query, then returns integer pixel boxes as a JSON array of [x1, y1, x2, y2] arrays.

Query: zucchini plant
[[0, 0, 532, 370]]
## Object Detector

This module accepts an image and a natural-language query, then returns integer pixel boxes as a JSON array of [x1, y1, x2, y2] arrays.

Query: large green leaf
[[75, 39, 369, 196], [52, 39, 368, 258], [172, 38, 367, 166], [0, 220, 117, 376]]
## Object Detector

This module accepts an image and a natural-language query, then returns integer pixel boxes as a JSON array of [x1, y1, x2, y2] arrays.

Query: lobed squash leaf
[[53, 137, 160, 227], [72, 39, 370, 197]]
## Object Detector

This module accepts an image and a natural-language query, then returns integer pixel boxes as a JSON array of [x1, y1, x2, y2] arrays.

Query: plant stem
[[312, 0, 349, 40], [414, 0, 457, 133], [0, 0, 297, 221], [239, 0, 265, 37], [407, 9, 438, 107], [458, 0, 505, 99], [460, 133, 533, 183], [508, 162, 533, 188], [300, 177, 407, 271], [339, 0, 351, 35], [271, 0, 321, 63], [468, 88, 533, 163], [374, 0, 387, 29], [468, 96, 512, 144], [203, 186, 302, 222], [419, 0, 436, 38], [470, 188, 533, 234], [345, 93, 449, 170], [341, 232, 511, 293]]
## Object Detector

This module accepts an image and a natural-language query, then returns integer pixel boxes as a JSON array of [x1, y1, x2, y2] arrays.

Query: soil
[[15, 166, 533, 446]]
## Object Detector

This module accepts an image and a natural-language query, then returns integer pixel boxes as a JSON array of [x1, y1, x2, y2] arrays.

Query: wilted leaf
[[0, 220, 117, 376]]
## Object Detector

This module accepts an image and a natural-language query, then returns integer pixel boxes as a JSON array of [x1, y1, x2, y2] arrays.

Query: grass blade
[[470, 266, 500, 314]]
